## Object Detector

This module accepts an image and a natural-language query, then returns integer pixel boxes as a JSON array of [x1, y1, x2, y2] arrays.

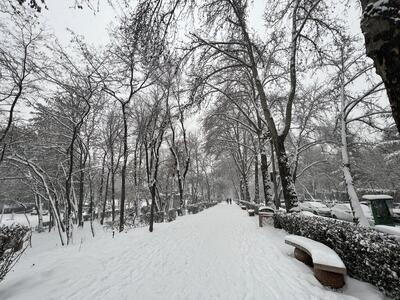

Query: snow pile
[[274, 211, 400, 298]]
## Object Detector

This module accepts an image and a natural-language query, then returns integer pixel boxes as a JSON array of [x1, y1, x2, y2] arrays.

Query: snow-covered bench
[[248, 209, 255, 216], [285, 235, 346, 289]]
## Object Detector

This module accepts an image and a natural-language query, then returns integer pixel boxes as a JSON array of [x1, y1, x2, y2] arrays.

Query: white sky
[[39, 0, 364, 47]]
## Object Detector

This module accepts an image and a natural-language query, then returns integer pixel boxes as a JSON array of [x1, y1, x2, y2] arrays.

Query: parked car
[[391, 203, 400, 223], [331, 203, 374, 224], [299, 201, 331, 217]]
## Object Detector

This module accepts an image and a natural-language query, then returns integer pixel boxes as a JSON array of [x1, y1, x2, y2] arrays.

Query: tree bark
[[119, 103, 128, 232], [275, 136, 298, 211], [270, 141, 280, 208], [361, 0, 400, 135], [254, 154, 260, 203], [35, 194, 43, 232], [78, 149, 85, 227], [100, 169, 110, 225], [340, 56, 370, 226]]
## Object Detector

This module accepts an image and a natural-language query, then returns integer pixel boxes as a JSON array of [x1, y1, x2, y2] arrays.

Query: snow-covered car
[[331, 203, 374, 224], [299, 201, 331, 217]]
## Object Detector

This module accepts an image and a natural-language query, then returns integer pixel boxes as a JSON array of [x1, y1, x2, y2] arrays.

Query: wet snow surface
[[0, 204, 388, 300]]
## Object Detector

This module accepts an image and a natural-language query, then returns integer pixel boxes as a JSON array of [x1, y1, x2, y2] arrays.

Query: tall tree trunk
[[270, 141, 280, 208], [88, 163, 95, 237], [98, 151, 107, 217], [149, 184, 157, 232], [239, 179, 244, 201], [119, 103, 128, 232], [340, 59, 369, 226], [254, 154, 260, 203], [100, 169, 110, 225], [35, 194, 43, 232], [275, 136, 298, 211], [65, 133, 76, 244], [111, 170, 116, 223], [361, 0, 400, 134], [78, 150, 85, 227], [243, 175, 251, 202]]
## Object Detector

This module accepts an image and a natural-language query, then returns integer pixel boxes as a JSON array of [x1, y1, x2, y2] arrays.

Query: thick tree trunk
[[98, 151, 107, 220], [270, 141, 280, 208], [239, 179, 244, 201], [275, 136, 298, 211], [35, 194, 43, 232], [254, 154, 260, 203], [149, 184, 157, 232], [340, 64, 370, 226], [361, 0, 400, 134], [257, 130, 272, 205], [100, 169, 110, 225], [119, 104, 128, 232], [78, 151, 85, 227], [243, 175, 251, 202], [111, 170, 116, 223]]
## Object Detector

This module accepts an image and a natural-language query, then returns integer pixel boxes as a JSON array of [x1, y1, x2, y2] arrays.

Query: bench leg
[[259, 215, 262, 227], [314, 268, 345, 289], [294, 248, 313, 267]]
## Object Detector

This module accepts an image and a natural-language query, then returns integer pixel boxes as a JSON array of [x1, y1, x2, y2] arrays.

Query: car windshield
[[337, 203, 371, 214], [309, 202, 327, 208]]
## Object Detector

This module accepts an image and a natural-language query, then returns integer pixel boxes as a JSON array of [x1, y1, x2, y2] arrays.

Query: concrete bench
[[285, 235, 346, 289]]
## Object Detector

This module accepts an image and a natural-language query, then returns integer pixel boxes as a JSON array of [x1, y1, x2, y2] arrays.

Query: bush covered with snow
[[273, 212, 400, 298], [187, 201, 218, 214], [239, 200, 263, 213], [0, 224, 30, 282]]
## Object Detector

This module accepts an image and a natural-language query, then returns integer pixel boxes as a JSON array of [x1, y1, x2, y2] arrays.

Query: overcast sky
[[39, 0, 364, 48]]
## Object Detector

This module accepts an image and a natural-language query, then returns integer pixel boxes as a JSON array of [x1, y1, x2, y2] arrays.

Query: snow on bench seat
[[285, 235, 346, 274]]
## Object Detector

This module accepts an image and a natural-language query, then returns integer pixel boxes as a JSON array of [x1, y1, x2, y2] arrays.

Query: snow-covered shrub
[[273, 212, 400, 298], [239, 200, 263, 213], [187, 204, 200, 214], [187, 201, 218, 214], [0, 225, 31, 282], [167, 209, 177, 222]]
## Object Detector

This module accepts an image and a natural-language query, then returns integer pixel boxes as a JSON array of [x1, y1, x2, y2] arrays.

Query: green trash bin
[[362, 195, 394, 226]]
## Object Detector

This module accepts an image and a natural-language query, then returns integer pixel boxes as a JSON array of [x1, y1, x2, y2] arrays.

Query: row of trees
[[0, 1, 229, 244], [189, 0, 398, 226], [1, 0, 399, 245]]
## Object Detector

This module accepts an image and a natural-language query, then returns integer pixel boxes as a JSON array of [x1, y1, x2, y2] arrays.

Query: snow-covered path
[[0, 204, 386, 300]]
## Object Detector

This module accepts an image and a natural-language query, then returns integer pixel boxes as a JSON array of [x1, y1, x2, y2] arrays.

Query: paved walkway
[[0, 203, 384, 300]]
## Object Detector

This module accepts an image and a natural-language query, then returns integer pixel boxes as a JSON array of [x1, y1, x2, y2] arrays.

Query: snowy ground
[[0, 203, 388, 300]]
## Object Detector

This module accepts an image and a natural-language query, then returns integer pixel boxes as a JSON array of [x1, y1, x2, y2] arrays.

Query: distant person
[[226, 198, 229, 204]]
